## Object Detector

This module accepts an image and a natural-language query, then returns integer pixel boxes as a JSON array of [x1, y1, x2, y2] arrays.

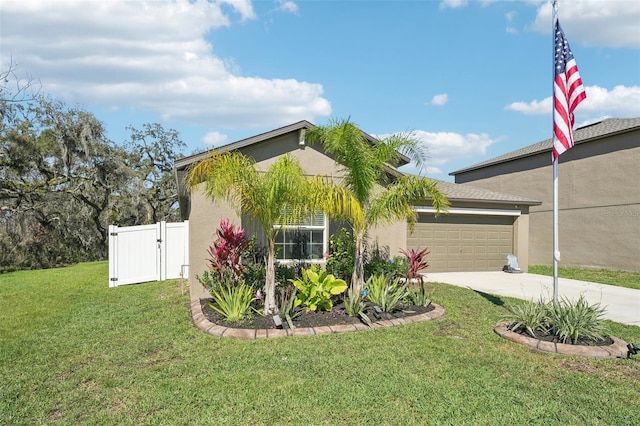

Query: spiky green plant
[[365, 274, 408, 313], [406, 286, 432, 308], [277, 284, 302, 330], [503, 299, 550, 338], [547, 296, 608, 344], [343, 288, 372, 326], [209, 283, 256, 323]]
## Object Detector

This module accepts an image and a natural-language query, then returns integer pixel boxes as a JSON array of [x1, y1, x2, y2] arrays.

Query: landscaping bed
[[494, 322, 629, 358], [200, 298, 435, 330]]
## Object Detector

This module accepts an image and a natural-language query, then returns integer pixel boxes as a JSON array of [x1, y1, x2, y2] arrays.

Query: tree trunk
[[351, 232, 365, 295], [264, 238, 277, 315]]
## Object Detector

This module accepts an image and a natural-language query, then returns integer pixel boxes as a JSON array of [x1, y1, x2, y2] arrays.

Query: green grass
[[529, 265, 640, 290], [1, 262, 640, 425]]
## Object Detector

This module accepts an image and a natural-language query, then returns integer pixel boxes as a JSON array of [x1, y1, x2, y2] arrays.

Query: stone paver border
[[494, 322, 629, 358], [190, 298, 446, 339]]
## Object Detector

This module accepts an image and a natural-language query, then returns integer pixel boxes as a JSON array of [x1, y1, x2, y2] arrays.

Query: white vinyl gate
[[108, 221, 189, 287]]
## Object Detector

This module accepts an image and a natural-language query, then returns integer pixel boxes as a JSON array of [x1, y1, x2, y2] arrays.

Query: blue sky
[[2, 0, 639, 181]]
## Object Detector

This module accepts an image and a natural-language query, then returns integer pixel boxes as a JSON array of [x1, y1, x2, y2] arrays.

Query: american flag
[[553, 20, 586, 163]]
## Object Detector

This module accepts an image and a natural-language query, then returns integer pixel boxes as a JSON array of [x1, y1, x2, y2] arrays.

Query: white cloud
[[381, 130, 499, 177], [439, 0, 498, 10], [424, 166, 443, 176], [439, 0, 468, 10], [277, 1, 299, 14], [505, 85, 640, 118], [430, 93, 449, 106], [529, 0, 640, 48], [505, 11, 518, 34], [412, 131, 499, 165], [219, 0, 257, 21], [1, 0, 331, 129], [203, 131, 229, 146]]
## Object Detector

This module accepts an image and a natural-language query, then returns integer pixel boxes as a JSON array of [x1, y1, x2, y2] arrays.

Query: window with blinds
[[275, 209, 326, 260]]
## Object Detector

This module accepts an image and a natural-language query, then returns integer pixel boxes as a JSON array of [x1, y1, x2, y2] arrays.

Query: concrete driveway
[[425, 271, 640, 327]]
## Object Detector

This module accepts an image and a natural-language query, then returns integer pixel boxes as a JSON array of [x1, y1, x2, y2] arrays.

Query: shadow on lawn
[[469, 288, 505, 307]]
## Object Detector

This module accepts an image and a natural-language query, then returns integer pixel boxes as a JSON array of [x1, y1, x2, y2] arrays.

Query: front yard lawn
[[529, 265, 640, 290], [1, 262, 639, 425]]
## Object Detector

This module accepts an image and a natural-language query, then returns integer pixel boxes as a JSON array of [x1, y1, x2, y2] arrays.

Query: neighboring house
[[175, 121, 540, 288], [451, 117, 640, 272]]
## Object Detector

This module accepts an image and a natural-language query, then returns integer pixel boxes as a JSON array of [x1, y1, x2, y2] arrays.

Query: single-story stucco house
[[175, 120, 541, 289], [450, 117, 640, 272]]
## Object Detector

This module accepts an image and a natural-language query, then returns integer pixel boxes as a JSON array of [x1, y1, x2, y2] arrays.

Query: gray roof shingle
[[450, 117, 640, 175], [432, 179, 540, 205]]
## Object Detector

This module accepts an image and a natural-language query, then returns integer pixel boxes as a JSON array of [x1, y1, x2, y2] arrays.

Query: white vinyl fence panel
[[109, 221, 189, 287]]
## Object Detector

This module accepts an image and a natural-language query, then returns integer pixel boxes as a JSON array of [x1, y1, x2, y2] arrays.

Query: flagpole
[[552, 0, 559, 305]]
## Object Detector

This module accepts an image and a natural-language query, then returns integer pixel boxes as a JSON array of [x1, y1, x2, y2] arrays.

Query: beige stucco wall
[[187, 183, 239, 298], [513, 207, 530, 271], [368, 220, 408, 260], [454, 131, 640, 271]]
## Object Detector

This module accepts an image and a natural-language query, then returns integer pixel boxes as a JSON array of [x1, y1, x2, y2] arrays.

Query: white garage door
[[407, 215, 514, 272]]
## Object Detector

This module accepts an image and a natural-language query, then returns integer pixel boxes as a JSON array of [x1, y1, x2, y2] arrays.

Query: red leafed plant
[[399, 247, 430, 279], [207, 219, 251, 280]]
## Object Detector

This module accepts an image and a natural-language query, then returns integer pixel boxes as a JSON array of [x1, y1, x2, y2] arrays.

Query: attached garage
[[407, 212, 516, 272]]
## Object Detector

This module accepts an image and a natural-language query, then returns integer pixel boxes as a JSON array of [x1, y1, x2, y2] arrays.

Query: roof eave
[[451, 119, 640, 176], [444, 197, 542, 206]]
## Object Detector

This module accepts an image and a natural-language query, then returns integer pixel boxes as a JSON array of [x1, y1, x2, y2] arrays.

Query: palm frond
[[367, 175, 449, 228]]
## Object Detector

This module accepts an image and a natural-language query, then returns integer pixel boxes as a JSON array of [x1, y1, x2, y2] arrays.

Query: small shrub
[[290, 266, 348, 312], [343, 288, 372, 326], [197, 268, 238, 296], [364, 244, 409, 280], [243, 235, 268, 265], [548, 296, 607, 344], [209, 282, 256, 323], [325, 228, 355, 282], [365, 274, 408, 313], [363, 242, 391, 279], [275, 263, 301, 285], [242, 262, 266, 288]]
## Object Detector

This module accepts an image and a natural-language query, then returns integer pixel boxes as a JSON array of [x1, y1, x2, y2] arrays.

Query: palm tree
[[307, 118, 450, 294], [187, 151, 361, 314]]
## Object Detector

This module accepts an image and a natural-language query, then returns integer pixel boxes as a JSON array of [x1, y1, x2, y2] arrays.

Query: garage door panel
[[473, 260, 488, 269], [407, 214, 514, 272], [487, 231, 501, 240], [461, 230, 474, 240], [460, 245, 473, 254], [459, 260, 474, 270], [447, 230, 461, 240], [434, 230, 447, 239]]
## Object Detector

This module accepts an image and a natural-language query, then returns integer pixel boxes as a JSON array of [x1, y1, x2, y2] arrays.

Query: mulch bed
[[201, 298, 435, 330], [509, 326, 614, 346]]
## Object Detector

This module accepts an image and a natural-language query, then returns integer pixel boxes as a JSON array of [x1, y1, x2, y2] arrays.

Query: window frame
[[274, 213, 328, 263]]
